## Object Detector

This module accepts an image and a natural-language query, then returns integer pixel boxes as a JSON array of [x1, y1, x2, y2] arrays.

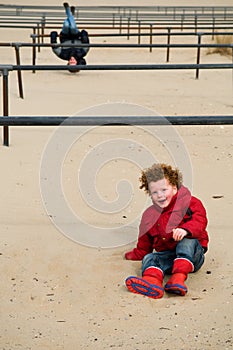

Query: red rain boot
[[165, 258, 194, 296], [125, 267, 164, 299]]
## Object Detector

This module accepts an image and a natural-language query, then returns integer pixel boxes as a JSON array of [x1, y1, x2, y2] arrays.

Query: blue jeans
[[62, 6, 78, 34], [142, 238, 205, 275]]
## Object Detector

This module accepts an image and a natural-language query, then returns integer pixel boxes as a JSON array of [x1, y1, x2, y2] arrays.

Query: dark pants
[[141, 238, 205, 275]]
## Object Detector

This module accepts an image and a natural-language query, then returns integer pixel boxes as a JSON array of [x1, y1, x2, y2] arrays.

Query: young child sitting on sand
[[125, 163, 209, 299]]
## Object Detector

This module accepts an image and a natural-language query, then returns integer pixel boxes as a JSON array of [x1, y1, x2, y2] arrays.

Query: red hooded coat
[[126, 186, 209, 260]]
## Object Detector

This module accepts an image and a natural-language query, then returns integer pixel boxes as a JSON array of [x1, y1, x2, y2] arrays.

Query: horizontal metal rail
[[1, 116, 233, 126], [32, 30, 233, 38], [1, 42, 233, 49], [0, 4, 233, 11], [6, 63, 233, 71], [1, 63, 233, 146], [3, 42, 232, 49], [1, 23, 233, 32], [0, 6, 233, 19], [1, 18, 233, 26], [1, 13, 233, 21]]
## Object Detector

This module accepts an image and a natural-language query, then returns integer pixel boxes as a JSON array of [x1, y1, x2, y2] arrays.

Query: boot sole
[[164, 283, 187, 296], [125, 276, 164, 299]]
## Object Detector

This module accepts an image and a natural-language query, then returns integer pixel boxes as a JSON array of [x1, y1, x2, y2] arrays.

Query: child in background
[[125, 163, 209, 299], [50, 3, 89, 72]]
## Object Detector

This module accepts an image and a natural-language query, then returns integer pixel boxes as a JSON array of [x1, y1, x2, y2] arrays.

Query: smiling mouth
[[158, 199, 166, 204]]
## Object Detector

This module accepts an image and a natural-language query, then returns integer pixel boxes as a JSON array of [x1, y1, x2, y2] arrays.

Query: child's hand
[[125, 250, 142, 261], [172, 228, 188, 241], [125, 250, 137, 260]]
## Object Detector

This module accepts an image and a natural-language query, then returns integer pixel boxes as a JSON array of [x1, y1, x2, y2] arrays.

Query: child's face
[[148, 178, 177, 208], [68, 56, 78, 65]]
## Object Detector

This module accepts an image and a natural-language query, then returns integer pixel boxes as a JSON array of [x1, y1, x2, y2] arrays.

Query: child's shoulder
[[190, 195, 207, 210]]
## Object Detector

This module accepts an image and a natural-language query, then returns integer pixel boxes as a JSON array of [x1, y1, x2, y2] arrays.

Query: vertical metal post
[[166, 28, 171, 62], [212, 17, 215, 40], [232, 47, 233, 87], [127, 17, 130, 40], [173, 7, 175, 20], [41, 15, 46, 45], [37, 23, 40, 53], [138, 20, 141, 45], [194, 14, 197, 34], [196, 33, 202, 79], [1, 67, 11, 146], [32, 28, 36, 73], [14, 44, 24, 99], [149, 24, 153, 53], [119, 16, 122, 34], [181, 13, 184, 31]]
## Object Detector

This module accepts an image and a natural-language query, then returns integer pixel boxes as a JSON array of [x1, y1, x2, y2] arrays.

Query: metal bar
[[0, 4, 233, 11], [14, 44, 24, 99], [212, 17, 215, 40], [28, 31, 233, 39], [32, 27, 36, 73], [127, 17, 130, 40], [1, 116, 233, 126], [149, 24, 153, 52], [166, 28, 171, 62], [196, 34, 202, 79], [2, 41, 233, 49], [138, 20, 141, 44], [2, 69, 9, 146], [119, 15, 122, 34], [37, 23, 40, 53], [9, 63, 233, 71], [41, 15, 45, 45], [195, 14, 198, 33], [181, 13, 184, 31]]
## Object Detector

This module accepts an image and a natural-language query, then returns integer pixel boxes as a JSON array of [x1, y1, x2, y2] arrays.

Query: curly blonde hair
[[139, 163, 183, 193]]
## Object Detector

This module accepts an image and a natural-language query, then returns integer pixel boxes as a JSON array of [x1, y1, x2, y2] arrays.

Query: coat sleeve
[[125, 232, 154, 260], [179, 197, 208, 238]]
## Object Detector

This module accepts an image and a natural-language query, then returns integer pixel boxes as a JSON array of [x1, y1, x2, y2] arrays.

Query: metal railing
[[0, 115, 232, 148], [1, 62, 233, 146], [1, 6, 233, 147], [0, 4, 233, 19], [1, 115, 233, 126], [1, 38, 233, 99]]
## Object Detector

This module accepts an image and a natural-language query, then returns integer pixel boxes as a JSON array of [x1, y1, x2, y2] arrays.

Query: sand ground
[[0, 1, 233, 349]]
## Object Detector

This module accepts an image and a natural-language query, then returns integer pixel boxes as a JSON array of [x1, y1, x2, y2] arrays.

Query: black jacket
[[51, 30, 89, 62]]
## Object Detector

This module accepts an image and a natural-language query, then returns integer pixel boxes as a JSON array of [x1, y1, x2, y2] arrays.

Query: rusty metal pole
[[196, 33, 202, 79], [119, 16, 122, 34], [1, 66, 12, 146], [14, 44, 24, 99], [127, 17, 130, 40], [138, 20, 141, 45], [232, 46, 233, 87], [41, 15, 46, 45], [181, 12, 184, 31], [195, 14, 197, 34], [166, 28, 171, 62], [212, 17, 215, 40], [149, 24, 153, 53], [37, 23, 40, 53], [32, 28, 36, 73]]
